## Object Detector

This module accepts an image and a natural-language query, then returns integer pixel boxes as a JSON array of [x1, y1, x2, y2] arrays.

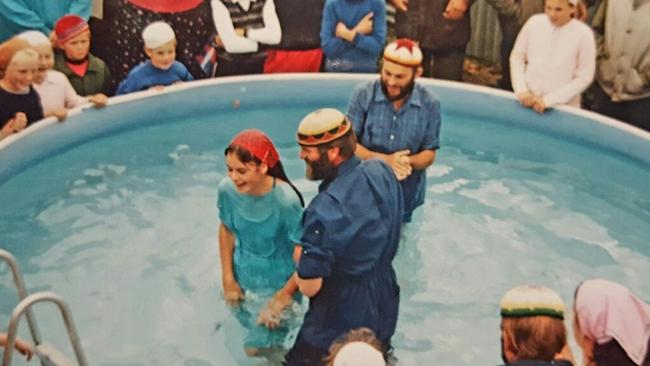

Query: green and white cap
[[500, 285, 565, 320]]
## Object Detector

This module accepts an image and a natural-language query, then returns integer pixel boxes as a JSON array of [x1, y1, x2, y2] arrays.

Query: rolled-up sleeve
[[298, 194, 350, 279]]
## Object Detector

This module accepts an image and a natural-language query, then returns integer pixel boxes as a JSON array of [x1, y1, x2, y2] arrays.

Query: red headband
[[229, 129, 280, 168]]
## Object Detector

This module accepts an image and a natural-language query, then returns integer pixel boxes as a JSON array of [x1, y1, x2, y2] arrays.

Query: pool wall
[[1, 74, 649, 185]]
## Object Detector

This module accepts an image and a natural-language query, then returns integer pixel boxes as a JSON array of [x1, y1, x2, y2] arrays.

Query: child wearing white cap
[[510, 0, 596, 113], [18, 30, 107, 121], [116, 21, 193, 95], [325, 328, 387, 366]]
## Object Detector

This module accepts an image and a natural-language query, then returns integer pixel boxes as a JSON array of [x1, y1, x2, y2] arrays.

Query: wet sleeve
[[216, 182, 234, 230], [297, 195, 348, 279]]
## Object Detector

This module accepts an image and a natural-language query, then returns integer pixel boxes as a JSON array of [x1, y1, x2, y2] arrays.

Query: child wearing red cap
[[217, 129, 304, 361], [0, 37, 43, 141], [53, 14, 110, 96]]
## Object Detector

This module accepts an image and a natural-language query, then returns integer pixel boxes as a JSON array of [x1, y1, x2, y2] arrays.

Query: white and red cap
[[383, 38, 423, 67]]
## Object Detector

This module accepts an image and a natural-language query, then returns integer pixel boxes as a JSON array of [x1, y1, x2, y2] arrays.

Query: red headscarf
[[229, 129, 280, 168]]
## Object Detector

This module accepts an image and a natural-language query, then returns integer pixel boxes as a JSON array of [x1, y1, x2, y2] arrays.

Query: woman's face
[[545, 0, 575, 27], [225, 152, 266, 195]]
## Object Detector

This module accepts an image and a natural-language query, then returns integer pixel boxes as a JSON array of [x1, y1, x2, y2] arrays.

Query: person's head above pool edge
[[499, 284, 569, 364], [381, 39, 424, 103], [297, 108, 356, 181]]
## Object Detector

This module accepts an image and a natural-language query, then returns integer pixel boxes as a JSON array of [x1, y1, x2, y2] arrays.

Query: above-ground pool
[[1, 75, 649, 366]]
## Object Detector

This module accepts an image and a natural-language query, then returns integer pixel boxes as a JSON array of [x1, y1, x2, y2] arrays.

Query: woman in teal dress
[[217, 129, 304, 358]]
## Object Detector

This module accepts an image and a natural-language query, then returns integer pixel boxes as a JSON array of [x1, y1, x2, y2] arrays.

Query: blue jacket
[[320, 0, 386, 72], [0, 0, 91, 42], [116, 60, 194, 95]]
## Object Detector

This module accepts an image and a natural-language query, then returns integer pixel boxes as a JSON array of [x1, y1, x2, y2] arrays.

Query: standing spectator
[[390, 0, 475, 80], [263, 0, 325, 73], [0, 0, 91, 42], [484, 0, 544, 90], [573, 279, 650, 366], [283, 108, 403, 366], [588, 0, 650, 131], [320, 0, 387, 73], [510, 0, 596, 113], [53, 14, 110, 96], [211, 0, 281, 76], [0, 37, 42, 141], [347, 39, 441, 222]]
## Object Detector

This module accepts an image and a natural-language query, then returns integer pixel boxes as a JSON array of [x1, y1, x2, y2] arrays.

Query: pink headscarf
[[575, 279, 650, 365]]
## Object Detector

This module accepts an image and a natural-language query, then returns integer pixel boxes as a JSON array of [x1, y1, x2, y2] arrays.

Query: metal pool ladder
[[1, 249, 88, 366]]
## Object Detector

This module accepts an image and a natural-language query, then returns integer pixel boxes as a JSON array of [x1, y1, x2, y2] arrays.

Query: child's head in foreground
[[500, 284, 567, 364], [325, 327, 386, 366]]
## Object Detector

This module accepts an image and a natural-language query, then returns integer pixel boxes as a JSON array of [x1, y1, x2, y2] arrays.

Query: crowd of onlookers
[[0, 0, 649, 142]]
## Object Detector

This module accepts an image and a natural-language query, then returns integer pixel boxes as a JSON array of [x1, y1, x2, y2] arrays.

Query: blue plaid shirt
[[347, 80, 442, 220]]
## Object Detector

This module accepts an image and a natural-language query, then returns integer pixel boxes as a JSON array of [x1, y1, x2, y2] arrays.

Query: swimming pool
[[1, 74, 649, 365]]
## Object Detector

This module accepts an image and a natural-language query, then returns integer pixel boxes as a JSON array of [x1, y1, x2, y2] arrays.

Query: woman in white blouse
[[510, 0, 596, 114]]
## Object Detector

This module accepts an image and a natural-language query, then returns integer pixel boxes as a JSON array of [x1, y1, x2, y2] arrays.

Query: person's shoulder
[[274, 180, 302, 207], [529, 13, 547, 23], [88, 53, 107, 68], [351, 79, 379, 102], [217, 177, 236, 195], [524, 13, 548, 29], [171, 61, 189, 72], [360, 158, 393, 178], [46, 70, 68, 83], [127, 61, 152, 76], [415, 83, 440, 102], [570, 19, 594, 36]]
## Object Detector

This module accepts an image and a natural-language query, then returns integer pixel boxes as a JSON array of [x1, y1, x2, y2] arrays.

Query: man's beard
[[381, 77, 415, 102], [305, 152, 338, 181]]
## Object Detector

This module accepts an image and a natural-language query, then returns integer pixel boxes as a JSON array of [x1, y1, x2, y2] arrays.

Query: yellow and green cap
[[500, 285, 565, 320]]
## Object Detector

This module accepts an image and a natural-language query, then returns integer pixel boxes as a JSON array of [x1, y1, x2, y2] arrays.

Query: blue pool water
[[1, 75, 649, 365]]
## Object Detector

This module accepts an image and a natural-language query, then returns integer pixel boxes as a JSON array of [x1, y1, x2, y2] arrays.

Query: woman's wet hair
[[225, 144, 305, 207]]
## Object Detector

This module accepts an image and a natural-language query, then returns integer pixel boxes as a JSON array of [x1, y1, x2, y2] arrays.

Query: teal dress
[[217, 178, 303, 348]]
